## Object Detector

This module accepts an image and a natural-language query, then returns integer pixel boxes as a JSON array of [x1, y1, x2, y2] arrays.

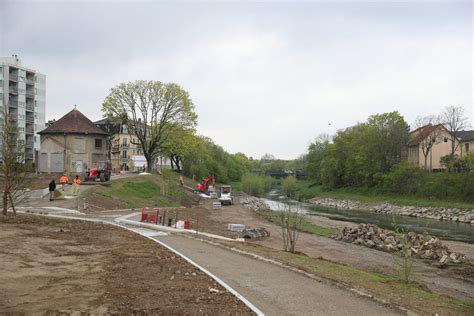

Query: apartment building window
[[18, 114, 25, 120], [122, 150, 127, 158], [19, 127, 24, 132], [18, 89, 25, 95], [18, 76, 25, 82], [19, 101, 25, 107], [466, 143, 470, 153], [122, 138, 128, 147], [120, 125, 128, 134], [34, 100, 37, 107], [95, 138, 102, 149]]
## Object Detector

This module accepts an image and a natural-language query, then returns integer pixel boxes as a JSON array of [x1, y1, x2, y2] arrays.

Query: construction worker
[[59, 174, 69, 191], [48, 179, 56, 201], [72, 175, 81, 195]]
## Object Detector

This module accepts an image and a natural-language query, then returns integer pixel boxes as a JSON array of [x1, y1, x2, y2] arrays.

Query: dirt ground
[[18, 176, 474, 305], [0, 214, 251, 314]]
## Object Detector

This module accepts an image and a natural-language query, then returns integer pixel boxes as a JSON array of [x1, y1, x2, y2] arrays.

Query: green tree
[[102, 81, 197, 172], [306, 134, 330, 184]]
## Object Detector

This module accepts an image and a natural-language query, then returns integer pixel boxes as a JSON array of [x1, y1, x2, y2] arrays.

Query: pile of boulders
[[332, 223, 465, 264], [308, 198, 474, 224], [372, 203, 474, 224], [309, 197, 360, 210], [240, 197, 269, 212]]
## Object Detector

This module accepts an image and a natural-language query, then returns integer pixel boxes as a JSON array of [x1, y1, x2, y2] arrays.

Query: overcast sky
[[1, 0, 472, 159]]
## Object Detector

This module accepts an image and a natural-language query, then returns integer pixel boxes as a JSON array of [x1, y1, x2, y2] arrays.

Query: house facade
[[95, 119, 172, 171], [456, 130, 474, 157], [407, 124, 461, 171], [38, 108, 109, 176]]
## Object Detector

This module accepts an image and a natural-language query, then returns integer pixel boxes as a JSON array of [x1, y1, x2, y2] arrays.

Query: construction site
[[0, 171, 472, 315]]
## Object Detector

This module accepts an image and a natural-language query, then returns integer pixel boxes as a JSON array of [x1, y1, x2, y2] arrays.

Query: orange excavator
[[195, 175, 215, 193]]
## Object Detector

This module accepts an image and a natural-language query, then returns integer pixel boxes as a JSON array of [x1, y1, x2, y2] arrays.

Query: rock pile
[[333, 223, 465, 264], [372, 203, 474, 224], [309, 197, 360, 210], [309, 198, 474, 224], [240, 197, 269, 212]]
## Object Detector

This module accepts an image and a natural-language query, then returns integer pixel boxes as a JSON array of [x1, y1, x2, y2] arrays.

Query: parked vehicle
[[218, 185, 233, 205], [85, 161, 111, 182]]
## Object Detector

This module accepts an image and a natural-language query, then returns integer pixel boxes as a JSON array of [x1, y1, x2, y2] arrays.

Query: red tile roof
[[39, 109, 108, 135], [407, 124, 441, 146]]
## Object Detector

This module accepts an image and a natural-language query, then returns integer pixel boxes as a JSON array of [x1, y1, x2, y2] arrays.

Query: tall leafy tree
[[102, 81, 197, 172]]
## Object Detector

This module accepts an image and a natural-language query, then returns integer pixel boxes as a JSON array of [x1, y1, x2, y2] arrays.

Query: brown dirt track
[[0, 215, 251, 315]]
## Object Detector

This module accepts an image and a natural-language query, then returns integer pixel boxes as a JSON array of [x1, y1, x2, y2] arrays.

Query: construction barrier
[[140, 207, 191, 229]]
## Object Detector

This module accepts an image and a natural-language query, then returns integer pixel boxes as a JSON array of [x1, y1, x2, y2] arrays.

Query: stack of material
[[212, 201, 222, 210], [333, 223, 465, 264], [238, 227, 270, 240], [227, 224, 246, 232]]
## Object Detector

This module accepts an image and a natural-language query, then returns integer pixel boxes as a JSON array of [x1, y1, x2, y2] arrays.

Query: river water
[[265, 192, 474, 244]]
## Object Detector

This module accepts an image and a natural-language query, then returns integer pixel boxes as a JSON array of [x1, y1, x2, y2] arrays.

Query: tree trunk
[[2, 191, 7, 215], [424, 155, 428, 171], [146, 156, 153, 173], [8, 192, 15, 216]]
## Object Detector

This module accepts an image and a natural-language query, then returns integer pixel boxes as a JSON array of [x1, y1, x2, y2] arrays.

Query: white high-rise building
[[0, 55, 46, 164]]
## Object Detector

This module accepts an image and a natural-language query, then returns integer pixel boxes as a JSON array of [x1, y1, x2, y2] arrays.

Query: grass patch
[[294, 180, 474, 210], [96, 174, 185, 208], [256, 209, 336, 237], [225, 242, 474, 315]]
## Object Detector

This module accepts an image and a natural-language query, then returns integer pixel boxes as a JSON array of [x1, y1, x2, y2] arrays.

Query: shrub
[[241, 173, 275, 197], [282, 175, 297, 198]]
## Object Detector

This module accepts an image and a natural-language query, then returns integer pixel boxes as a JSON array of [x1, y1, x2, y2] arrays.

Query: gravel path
[[154, 234, 402, 316]]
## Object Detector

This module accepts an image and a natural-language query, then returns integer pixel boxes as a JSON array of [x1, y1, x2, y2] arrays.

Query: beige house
[[407, 124, 461, 171], [456, 130, 474, 157], [38, 108, 109, 176], [94, 120, 142, 171], [95, 119, 172, 171]]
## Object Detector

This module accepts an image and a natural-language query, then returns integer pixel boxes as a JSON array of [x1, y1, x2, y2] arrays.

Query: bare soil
[[0, 214, 251, 314]]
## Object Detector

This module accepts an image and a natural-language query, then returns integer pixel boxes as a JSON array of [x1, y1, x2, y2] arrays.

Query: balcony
[[25, 90, 34, 98], [25, 141, 34, 149], [8, 100, 18, 108], [25, 116, 34, 124], [8, 74, 18, 82], [9, 87, 18, 95], [26, 77, 35, 85], [25, 126, 34, 134], [26, 104, 34, 112]]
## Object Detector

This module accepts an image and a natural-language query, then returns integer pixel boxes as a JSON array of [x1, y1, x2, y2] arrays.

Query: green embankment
[[96, 171, 185, 208], [293, 180, 474, 210]]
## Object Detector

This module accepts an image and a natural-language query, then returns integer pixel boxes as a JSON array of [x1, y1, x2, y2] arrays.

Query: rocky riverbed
[[309, 197, 474, 224], [333, 223, 466, 264], [240, 196, 270, 211]]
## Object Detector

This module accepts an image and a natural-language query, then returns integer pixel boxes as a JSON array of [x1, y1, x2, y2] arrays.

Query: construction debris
[[238, 227, 270, 240], [333, 223, 466, 264]]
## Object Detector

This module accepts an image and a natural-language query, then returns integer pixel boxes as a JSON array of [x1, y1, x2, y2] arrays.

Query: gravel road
[[154, 234, 402, 316]]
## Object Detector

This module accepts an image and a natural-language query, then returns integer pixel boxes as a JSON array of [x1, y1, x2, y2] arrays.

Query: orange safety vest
[[59, 176, 68, 184], [74, 178, 81, 185]]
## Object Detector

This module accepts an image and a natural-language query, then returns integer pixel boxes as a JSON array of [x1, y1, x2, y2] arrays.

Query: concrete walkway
[[153, 234, 402, 316]]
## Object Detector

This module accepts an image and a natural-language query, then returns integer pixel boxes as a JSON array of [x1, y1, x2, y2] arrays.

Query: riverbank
[[294, 182, 474, 210], [309, 197, 474, 224]]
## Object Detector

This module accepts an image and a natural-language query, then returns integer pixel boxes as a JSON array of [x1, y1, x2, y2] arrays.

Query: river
[[265, 192, 474, 244]]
